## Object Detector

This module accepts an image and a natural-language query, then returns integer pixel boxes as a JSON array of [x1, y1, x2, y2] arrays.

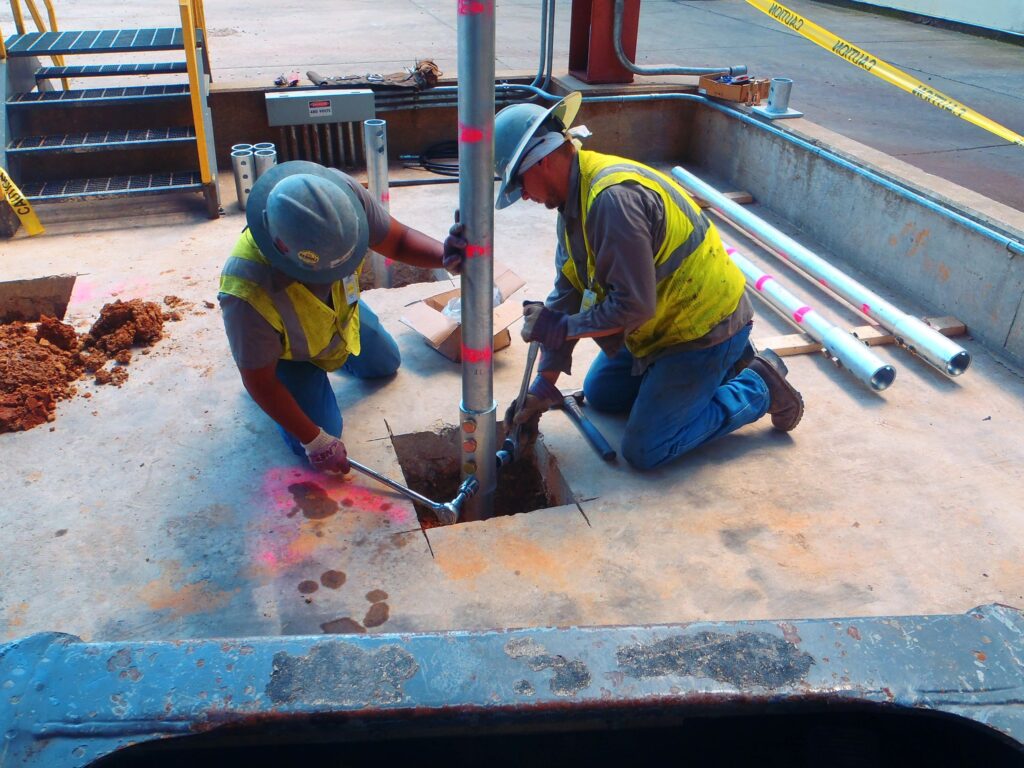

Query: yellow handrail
[[0, 24, 7, 59], [178, 0, 212, 185], [10, 0, 26, 34], [22, 0, 69, 89]]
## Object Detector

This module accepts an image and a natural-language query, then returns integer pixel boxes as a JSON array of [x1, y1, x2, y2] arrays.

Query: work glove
[[521, 301, 568, 350], [503, 375, 563, 449], [302, 428, 350, 474], [442, 211, 467, 275]]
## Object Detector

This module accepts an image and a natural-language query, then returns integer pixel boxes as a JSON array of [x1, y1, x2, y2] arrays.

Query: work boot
[[748, 349, 804, 431], [727, 339, 757, 380]]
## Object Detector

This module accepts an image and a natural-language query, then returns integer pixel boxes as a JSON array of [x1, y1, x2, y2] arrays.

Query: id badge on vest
[[580, 289, 598, 313], [343, 274, 360, 306]]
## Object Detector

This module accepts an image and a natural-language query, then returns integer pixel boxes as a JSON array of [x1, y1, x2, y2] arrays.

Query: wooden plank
[[756, 332, 821, 357], [0, 274, 77, 322], [925, 315, 967, 337], [851, 324, 895, 346], [691, 190, 753, 209], [756, 316, 966, 357]]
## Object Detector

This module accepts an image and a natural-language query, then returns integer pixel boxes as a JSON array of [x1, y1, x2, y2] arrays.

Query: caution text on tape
[[0, 167, 44, 236], [747, 0, 1024, 148]]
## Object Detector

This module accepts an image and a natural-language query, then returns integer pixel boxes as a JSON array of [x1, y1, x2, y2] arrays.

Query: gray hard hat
[[246, 160, 369, 284], [493, 92, 582, 209]]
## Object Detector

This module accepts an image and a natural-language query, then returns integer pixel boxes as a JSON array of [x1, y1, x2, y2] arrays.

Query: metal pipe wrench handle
[[562, 394, 616, 461]]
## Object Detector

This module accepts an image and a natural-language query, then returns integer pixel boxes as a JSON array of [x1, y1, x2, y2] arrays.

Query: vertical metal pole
[[363, 118, 392, 288], [457, 0, 496, 522]]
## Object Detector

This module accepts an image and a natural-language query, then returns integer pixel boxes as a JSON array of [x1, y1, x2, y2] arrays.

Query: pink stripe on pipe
[[861, 303, 871, 314], [459, 123, 487, 143], [462, 345, 492, 363], [793, 306, 812, 324], [466, 244, 491, 259], [458, 0, 487, 14], [755, 275, 774, 291]]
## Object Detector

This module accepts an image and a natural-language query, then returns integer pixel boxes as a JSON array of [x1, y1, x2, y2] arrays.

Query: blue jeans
[[582, 324, 769, 470], [275, 301, 400, 456]]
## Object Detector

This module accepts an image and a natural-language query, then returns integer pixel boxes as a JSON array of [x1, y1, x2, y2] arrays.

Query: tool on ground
[[496, 340, 540, 467], [348, 459, 478, 525], [558, 390, 616, 462]]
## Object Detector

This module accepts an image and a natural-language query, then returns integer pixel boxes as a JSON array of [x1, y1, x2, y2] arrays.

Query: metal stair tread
[[3, 28, 203, 56], [34, 62, 188, 80], [20, 171, 203, 201], [7, 84, 190, 105], [9, 127, 197, 153]]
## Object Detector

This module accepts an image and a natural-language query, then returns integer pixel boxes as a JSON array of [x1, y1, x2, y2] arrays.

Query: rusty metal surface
[[1, 604, 1022, 766]]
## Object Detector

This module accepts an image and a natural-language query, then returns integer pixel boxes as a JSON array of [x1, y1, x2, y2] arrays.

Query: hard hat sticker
[[298, 250, 320, 265]]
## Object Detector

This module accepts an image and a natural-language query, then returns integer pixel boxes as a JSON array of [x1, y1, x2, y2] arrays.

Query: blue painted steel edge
[[1, 605, 1022, 766]]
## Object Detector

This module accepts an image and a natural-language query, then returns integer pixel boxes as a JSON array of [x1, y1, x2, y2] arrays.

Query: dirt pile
[[0, 299, 165, 433]]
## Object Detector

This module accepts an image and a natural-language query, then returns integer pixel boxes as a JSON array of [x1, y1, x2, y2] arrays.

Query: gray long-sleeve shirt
[[539, 154, 752, 376]]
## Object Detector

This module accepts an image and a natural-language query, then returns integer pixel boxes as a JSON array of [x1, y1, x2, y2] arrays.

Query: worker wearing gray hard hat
[[219, 161, 465, 474], [496, 93, 803, 470]]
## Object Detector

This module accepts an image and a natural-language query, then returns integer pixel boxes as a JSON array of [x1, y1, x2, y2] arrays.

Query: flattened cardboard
[[400, 262, 526, 362]]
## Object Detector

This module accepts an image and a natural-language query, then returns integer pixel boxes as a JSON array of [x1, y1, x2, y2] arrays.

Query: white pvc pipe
[[671, 166, 971, 376], [726, 244, 897, 391]]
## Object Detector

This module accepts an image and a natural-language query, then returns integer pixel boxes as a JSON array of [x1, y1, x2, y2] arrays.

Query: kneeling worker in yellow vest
[[495, 93, 803, 470], [219, 161, 466, 474]]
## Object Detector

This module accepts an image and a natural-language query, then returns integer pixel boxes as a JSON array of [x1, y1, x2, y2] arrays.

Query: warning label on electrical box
[[308, 99, 332, 118]]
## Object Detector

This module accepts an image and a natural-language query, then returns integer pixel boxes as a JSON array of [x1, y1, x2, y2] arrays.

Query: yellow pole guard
[[23, 0, 69, 88], [178, 0, 212, 185], [746, 0, 1024, 148], [0, 167, 45, 236], [41, 0, 70, 89], [11, 0, 27, 34]]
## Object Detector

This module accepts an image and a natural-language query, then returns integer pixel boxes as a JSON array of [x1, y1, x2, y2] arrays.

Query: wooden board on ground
[[757, 316, 966, 357], [0, 275, 77, 323], [691, 191, 753, 208]]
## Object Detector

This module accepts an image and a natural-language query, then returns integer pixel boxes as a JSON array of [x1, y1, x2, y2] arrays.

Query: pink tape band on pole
[[458, 122, 491, 143], [755, 275, 774, 291], [793, 306, 812, 324], [462, 345, 492, 363]]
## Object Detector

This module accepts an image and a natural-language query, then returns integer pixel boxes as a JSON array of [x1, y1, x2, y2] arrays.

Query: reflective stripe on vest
[[219, 229, 361, 370], [562, 150, 746, 357]]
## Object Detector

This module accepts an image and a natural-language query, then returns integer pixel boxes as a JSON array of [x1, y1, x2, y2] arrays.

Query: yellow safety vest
[[561, 150, 746, 358], [218, 229, 361, 371]]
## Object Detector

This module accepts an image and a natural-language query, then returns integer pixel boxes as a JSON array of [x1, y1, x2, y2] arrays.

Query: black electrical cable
[[400, 140, 460, 177]]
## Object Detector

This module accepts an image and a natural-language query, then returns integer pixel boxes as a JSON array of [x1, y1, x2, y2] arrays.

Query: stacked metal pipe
[[670, 166, 971, 383]]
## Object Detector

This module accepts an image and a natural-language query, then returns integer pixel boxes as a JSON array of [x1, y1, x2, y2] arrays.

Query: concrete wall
[[688, 107, 1024, 368], [855, 0, 1024, 35]]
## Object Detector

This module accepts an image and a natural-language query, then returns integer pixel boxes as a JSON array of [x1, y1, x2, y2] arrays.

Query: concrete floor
[[2, 1, 1023, 641], [2, 170, 1023, 642], [2, 0, 1022, 211]]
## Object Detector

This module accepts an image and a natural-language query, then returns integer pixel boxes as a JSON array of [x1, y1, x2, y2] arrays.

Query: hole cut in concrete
[[391, 425, 572, 526]]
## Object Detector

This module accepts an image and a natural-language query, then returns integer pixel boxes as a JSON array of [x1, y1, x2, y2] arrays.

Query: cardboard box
[[698, 75, 770, 105], [400, 262, 526, 362]]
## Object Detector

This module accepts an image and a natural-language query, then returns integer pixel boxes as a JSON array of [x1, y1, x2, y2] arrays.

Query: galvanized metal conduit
[[456, 0, 497, 522], [613, 0, 745, 78], [363, 118, 392, 288], [672, 166, 971, 376], [726, 245, 896, 391]]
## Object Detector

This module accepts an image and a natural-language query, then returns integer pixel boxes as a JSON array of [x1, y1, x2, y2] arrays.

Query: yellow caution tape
[[746, 0, 1024, 148], [0, 167, 45, 236]]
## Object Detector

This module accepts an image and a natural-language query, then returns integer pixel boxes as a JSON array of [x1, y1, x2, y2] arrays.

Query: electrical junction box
[[265, 89, 376, 126], [400, 263, 526, 363]]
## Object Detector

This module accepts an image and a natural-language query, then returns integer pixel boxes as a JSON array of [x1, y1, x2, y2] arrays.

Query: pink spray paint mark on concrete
[[260, 465, 416, 526]]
